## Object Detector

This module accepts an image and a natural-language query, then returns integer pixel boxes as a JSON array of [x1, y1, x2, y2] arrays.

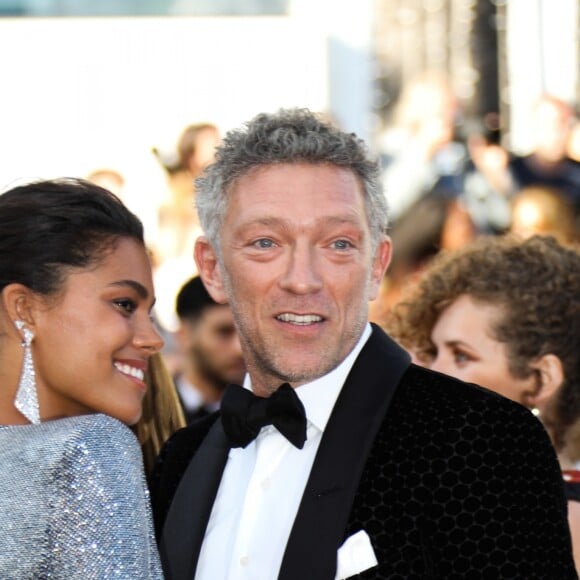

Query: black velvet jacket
[[150, 325, 577, 579]]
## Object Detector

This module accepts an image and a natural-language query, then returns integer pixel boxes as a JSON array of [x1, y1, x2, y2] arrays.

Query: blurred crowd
[[371, 72, 580, 326]]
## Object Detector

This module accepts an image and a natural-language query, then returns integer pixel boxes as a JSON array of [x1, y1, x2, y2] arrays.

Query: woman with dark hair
[[386, 234, 580, 571], [0, 178, 165, 578]]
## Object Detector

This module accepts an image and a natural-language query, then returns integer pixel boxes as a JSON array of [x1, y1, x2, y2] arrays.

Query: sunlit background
[[0, 0, 577, 249]]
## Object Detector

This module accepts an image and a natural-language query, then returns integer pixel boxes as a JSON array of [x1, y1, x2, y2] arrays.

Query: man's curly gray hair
[[195, 108, 389, 253]]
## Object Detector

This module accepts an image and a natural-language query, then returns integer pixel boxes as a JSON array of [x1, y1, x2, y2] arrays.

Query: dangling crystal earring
[[14, 320, 40, 424]]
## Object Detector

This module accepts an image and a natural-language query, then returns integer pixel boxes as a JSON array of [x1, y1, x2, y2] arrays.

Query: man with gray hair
[[151, 108, 575, 579]]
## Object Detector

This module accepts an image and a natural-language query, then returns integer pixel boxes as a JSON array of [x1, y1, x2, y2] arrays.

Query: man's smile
[[275, 313, 323, 325]]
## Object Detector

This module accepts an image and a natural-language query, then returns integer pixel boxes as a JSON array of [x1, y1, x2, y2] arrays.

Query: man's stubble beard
[[221, 270, 367, 393]]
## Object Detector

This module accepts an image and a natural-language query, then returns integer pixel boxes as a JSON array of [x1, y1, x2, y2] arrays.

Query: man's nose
[[278, 242, 323, 294]]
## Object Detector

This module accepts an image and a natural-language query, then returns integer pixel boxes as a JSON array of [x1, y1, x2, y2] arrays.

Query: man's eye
[[253, 238, 275, 249], [332, 239, 353, 250], [114, 298, 137, 314]]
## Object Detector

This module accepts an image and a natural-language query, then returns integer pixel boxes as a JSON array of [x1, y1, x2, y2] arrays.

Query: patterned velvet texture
[[345, 365, 575, 578]]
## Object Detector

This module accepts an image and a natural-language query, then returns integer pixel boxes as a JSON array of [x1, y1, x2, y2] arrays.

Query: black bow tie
[[221, 383, 307, 449]]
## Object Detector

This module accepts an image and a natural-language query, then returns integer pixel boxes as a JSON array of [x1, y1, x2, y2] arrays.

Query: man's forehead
[[227, 168, 365, 212], [223, 213, 369, 244], [228, 162, 362, 192]]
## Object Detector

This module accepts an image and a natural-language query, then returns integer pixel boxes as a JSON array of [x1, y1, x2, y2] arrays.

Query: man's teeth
[[277, 313, 322, 325], [114, 362, 144, 381]]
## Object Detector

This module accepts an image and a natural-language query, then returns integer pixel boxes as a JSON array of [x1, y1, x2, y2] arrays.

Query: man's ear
[[1, 283, 36, 331], [194, 236, 228, 304], [527, 354, 565, 408], [369, 236, 392, 301]]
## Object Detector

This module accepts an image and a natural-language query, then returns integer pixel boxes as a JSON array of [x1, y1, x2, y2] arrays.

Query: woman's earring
[[14, 320, 40, 424]]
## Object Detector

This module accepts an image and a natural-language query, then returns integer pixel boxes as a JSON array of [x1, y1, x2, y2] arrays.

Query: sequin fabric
[[0, 414, 163, 579]]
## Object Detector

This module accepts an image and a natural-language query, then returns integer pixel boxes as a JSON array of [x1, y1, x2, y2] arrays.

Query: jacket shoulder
[[396, 363, 545, 436], [386, 363, 563, 499]]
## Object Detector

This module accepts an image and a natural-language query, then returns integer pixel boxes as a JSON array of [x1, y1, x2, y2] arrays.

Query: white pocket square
[[335, 529, 378, 579]]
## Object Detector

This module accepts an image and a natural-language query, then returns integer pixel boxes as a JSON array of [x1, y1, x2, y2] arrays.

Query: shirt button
[[261, 478, 271, 490], [240, 556, 249, 566]]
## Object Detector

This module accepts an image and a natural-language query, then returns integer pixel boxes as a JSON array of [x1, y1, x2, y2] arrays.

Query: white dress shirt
[[194, 324, 372, 580]]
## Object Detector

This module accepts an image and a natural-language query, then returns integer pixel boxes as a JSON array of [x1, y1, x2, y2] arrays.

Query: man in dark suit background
[[173, 275, 246, 424], [150, 108, 576, 579]]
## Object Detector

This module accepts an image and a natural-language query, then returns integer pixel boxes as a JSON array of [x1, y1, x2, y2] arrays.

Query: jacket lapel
[[279, 325, 411, 579], [159, 420, 230, 580]]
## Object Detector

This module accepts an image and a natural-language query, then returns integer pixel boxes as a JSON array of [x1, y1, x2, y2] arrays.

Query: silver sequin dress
[[0, 413, 164, 579]]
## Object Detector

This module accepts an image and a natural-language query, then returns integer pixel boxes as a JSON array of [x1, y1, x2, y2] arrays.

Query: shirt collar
[[243, 323, 372, 433]]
